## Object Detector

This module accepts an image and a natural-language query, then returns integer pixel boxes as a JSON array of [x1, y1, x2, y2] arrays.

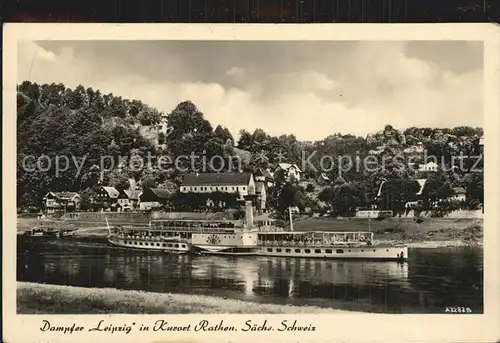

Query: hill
[[17, 81, 484, 218]]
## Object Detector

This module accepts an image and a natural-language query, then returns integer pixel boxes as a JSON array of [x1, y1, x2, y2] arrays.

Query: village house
[[139, 188, 172, 211], [449, 187, 467, 202], [42, 191, 81, 214], [117, 189, 141, 211], [95, 186, 120, 201], [92, 186, 120, 211], [274, 163, 302, 182], [255, 181, 267, 211], [478, 136, 484, 155], [254, 168, 275, 187], [180, 172, 256, 200], [404, 179, 427, 208]]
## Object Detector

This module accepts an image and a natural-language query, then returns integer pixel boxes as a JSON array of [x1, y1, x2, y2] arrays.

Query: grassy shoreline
[[17, 282, 345, 314]]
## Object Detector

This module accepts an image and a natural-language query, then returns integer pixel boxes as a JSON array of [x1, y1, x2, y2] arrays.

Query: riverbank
[[17, 217, 483, 248], [17, 282, 345, 314]]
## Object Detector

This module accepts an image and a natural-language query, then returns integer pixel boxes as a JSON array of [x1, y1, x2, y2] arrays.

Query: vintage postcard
[[3, 24, 500, 343]]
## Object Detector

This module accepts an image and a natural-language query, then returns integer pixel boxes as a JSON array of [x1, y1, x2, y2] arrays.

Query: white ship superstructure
[[108, 202, 408, 261]]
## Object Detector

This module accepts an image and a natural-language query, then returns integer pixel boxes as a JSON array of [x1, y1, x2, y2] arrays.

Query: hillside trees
[[16, 81, 484, 215]]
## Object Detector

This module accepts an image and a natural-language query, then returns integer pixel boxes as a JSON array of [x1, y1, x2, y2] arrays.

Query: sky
[[17, 40, 483, 141]]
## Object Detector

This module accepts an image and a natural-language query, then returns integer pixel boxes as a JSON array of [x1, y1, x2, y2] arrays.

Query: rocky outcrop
[[223, 139, 252, 170]]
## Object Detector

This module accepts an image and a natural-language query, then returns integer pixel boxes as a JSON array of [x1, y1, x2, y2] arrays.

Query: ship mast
[[105, 216, 111, 236]]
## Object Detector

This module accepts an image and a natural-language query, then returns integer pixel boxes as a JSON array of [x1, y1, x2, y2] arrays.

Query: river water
[[17, 238, 483, 313]]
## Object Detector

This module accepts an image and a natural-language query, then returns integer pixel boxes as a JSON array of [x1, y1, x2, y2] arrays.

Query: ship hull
[[191, 245, 257, 256], [257, 245, 408, 261], [190, 244, 408, 261], [108, 237, 190, 254]]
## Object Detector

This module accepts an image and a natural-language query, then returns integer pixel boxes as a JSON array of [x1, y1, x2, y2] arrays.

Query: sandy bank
[[17, 282, 345, 314]]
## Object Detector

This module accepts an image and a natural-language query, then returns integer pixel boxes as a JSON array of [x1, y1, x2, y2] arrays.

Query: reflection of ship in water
[[253, 257, 409, 297], [17, 244, 483, 313]]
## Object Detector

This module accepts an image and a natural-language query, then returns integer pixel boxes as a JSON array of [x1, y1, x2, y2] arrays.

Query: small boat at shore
[[22, 227, 74, 238], [106, 202, 408, 262]]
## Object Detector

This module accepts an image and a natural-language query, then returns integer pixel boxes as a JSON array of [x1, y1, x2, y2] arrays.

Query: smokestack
[[245, 201, 254, 228]]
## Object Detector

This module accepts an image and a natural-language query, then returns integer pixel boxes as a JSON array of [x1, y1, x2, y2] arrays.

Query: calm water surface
[[17, 239, 483, 313]]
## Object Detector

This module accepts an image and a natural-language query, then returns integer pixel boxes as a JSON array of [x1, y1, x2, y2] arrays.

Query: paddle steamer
[[107, 219, 191, 254], [107, 202, 408, 261]]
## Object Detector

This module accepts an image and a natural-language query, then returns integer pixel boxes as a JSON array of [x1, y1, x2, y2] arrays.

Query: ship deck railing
[[115, 226, 239, 234], [258, 240, 371, 247], [110, 233, 190, 242]]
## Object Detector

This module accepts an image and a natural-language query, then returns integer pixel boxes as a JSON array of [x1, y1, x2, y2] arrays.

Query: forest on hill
[[17, 81, 484, 216]]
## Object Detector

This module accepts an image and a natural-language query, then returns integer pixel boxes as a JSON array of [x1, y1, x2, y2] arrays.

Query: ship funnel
[[245, 201, 254, 227]]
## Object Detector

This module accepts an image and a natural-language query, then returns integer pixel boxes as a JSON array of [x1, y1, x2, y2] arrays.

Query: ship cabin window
[[336, 249, 344, 254], [295, 249, 301, 253], [168, 244, 173, 247], [304, 249, 311, 253], [139, 242, 143, 246], [163, 243, 167, 247], [373, 249, 376, 252], [194, 187, 197, 191], [243, 187, 246, 191], [325, 249, 332, 253], [314, 249, 321, 253], [349, 250, 351, 252], [285, 249, 291, 253], [156, 243, 160, 247], [361, 249, 364, 252], [181, 245, 186, 248], [267, 248, 273, 252], [276, 249, 282, 252], [175, 244, 179, 248], [134, 242, 138, 246], [124, 241, 127, 244], [386, 249, 389, 252]]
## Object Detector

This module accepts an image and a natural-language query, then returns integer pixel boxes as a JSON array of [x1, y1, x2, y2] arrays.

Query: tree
[[379, 179, 420, 214], [277, 183, 300, 214], [214, 125, 234, 145], [422, 173, 455, 209], [237, 129, 254, 151]]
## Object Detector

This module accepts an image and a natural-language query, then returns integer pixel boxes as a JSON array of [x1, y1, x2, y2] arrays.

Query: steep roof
[[255, 168, 274, 180], [140, 188, 172, 200], [46, 191, 79, 200], [453, 187, 466, 194], [102, 186, 119, 198], [276, 163, 302, 172], [149, 188, 172, 199], [182, 172, 252, 186]]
